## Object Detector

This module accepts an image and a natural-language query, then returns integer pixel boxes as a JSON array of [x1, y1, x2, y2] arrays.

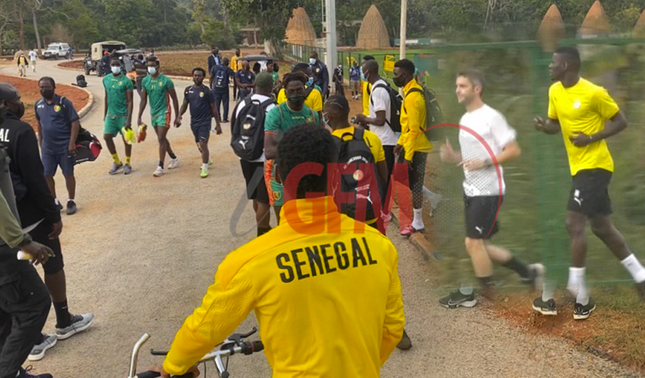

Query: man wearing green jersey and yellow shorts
[[138, 56, 180, 177], [264, 72, 319, 222], [103, 57, 134, 175]]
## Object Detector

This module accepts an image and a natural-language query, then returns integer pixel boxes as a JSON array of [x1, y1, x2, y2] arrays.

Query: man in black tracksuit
[[0, 122, 53, 376], [0, 83, 93, 362]]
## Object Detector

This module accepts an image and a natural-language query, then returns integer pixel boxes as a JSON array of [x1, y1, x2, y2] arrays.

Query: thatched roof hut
[[285, 7, 317, 46], [579, 0, 611, 37], [356, 5, 391, 49], [632, 9, 645, 38], [537, 4, 565, 51]]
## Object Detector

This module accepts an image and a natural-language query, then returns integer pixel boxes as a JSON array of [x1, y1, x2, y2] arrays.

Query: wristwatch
[[18, 233, 33, 247]]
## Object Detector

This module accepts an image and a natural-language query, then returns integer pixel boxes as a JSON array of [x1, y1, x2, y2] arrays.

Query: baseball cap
[[0, 83, 19, 101]]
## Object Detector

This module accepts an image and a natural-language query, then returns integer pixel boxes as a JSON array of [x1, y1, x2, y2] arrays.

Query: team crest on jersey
[[54, 105, 61, 112], [316, 68, 321, 73], [573, 100, 581, 110], [199, 92, 204, 98], [274, 191, 282, 201], [118, 81, 123, 86], [243, 122, 251, 130]]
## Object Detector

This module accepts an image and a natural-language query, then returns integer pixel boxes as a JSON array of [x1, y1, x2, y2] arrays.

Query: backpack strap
[[369, 82, 393, 127], [353, 126, 365, 142]]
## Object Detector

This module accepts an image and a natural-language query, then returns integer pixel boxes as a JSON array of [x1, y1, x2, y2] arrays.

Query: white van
[[43, 42, 71, 59]]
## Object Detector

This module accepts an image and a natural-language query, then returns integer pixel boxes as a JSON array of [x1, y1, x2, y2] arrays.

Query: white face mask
[[111, 66, 121, 74], [147, 66, 157, 75], [309, 58, 316, 65]]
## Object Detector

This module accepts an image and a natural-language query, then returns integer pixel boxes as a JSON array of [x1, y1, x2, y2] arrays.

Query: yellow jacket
[[362, 81, 372, 116], [398, 80, 432, 161], [163, 196, 405, 377]]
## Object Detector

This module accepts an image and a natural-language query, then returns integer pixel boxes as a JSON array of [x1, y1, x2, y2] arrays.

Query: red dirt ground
[[0, 74, 90, 132]]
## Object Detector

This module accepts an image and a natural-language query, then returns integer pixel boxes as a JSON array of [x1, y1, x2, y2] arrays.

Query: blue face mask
[[307, 77, 314, 87], [147, 66, 157, 75], [111, 66, 121, 75]]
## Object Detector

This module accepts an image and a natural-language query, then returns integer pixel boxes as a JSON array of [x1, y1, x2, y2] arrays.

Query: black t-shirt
[[236, 70, 255, 86], [211, 65, 235, 93], [184, 85, 215, 126]]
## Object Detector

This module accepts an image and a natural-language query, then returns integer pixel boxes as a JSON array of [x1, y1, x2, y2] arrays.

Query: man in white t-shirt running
[[233, 72, 275, 237], [439, 69, 544, 308], [29, 50, 38, 73]]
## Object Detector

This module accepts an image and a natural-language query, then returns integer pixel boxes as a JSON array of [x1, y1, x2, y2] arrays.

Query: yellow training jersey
[[163, 196, 405, 378], [398, 80, 432, 161], [332, 126, 386, 163], [277, 86, 323, 113], [548, 78, 619, 176], [362, 81, 372, 116]]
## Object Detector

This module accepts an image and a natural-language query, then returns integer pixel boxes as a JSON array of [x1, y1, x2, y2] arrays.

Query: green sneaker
[[200, 167, 208, 178]]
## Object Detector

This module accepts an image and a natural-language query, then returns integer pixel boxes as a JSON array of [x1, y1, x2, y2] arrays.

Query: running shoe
[[573, 298, 596, 320], [439, 290, 477, 309], [400, 225, 424, 237], [66, 200, 77, 215], [18, 366, 52, 378], [521, 263, 546, 291], [396, 330, 412, 351], [56, 313, 94, 340], [123, 164, 132, 175], [109, 162, 123, 175], [153, 166, 164, 177], [28, 334, 57, 361], [532, 297, 557, 316], [55, 201, 63, 212], [168, 157, 180, 169], [200, 167, 208, 178]]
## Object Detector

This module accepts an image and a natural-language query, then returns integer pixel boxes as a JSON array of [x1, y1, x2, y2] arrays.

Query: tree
[[0, 1, 13, 54], [201, 19, 235, 49], [222, 0, 305, 53]]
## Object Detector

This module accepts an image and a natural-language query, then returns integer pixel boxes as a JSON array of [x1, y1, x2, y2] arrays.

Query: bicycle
[[128, 327, 264, 378]]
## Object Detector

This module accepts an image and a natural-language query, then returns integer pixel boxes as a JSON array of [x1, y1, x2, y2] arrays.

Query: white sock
[[202, 163, 209, 170], [68, 198, 74, 202], [54, 198, 60, 205], [412, 208, 424, 229], [567, 267, 585, 297], [576, 276, 590, 306], [621, 254, 645, 283], [541, 281, 556, 302]]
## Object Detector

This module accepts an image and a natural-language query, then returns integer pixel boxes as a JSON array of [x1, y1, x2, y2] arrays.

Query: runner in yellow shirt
[[533, 46, 645, 319], [157, 124, 405, 378]]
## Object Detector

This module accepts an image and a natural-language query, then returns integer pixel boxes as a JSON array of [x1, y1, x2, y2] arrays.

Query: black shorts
[[191, 122, 211, 143], [567, 169, 612, 217], [240, 160, 269, 204], [28, 220, 64, 275], [464, 195, 503, 239], [397, 151, 427, 193]]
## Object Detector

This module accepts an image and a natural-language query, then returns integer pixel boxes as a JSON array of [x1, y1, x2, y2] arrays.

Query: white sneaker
[[153, 166, 164, 177], [28, 334, 57, 361], [168, 157, 180, 169]]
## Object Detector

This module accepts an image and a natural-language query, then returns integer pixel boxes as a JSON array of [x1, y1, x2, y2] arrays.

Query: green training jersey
[[264, 102, 319, 135], [103, 73, 133, 117], [142, 74, 175, 117]]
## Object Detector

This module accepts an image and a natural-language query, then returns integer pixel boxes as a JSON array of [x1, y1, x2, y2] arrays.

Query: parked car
[[43, 42, 71, 59], [84, 40, 126, 76]]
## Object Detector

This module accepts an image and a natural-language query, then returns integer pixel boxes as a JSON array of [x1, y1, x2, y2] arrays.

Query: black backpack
[[75, 74, 87, 88], [406, 86, 445, 141], [230, 96, 275, 160], [370, 82, 402, 133], [333, 128, 377, 221]]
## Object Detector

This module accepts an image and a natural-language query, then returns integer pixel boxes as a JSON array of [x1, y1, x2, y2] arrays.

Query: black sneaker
[[636, 281, 645, 301], [573, 297, 596, 320], [19, 366, 53, 378], [66, 200, 77, 215], [396, 329, 412, 350], [56, 202, 63, 211], [439, 290, 477, 309], [532, 297, 557, 316]]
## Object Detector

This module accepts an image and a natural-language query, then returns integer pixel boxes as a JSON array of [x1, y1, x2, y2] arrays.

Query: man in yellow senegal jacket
[[393, 59, 432, 237], [159, 124, 405, 377]]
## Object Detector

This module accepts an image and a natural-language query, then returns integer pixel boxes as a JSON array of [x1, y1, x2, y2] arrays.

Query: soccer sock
[[412, 208, 424, 229], [257, 226, 272, 237], [576, 276, 590, 306], [53, 300, 71, 328], [125, 156, 131, 165], [68, 198, 74, 202], [567, 267, 585, 297], [503, 257, 530, 279], [202, 163, 209, 170], [459, 283, 473, 295], [478, 276, 493, 288], [621, 254, 645, 283], [54, 198, 60, 206], [159, 161, 164, 169], [111, 153, 121, 164], [168, 152, 177, 159], [542, 281, 556, 302]]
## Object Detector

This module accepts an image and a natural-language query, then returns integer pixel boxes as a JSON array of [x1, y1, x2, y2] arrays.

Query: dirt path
[[0, 60, 639, 378]]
